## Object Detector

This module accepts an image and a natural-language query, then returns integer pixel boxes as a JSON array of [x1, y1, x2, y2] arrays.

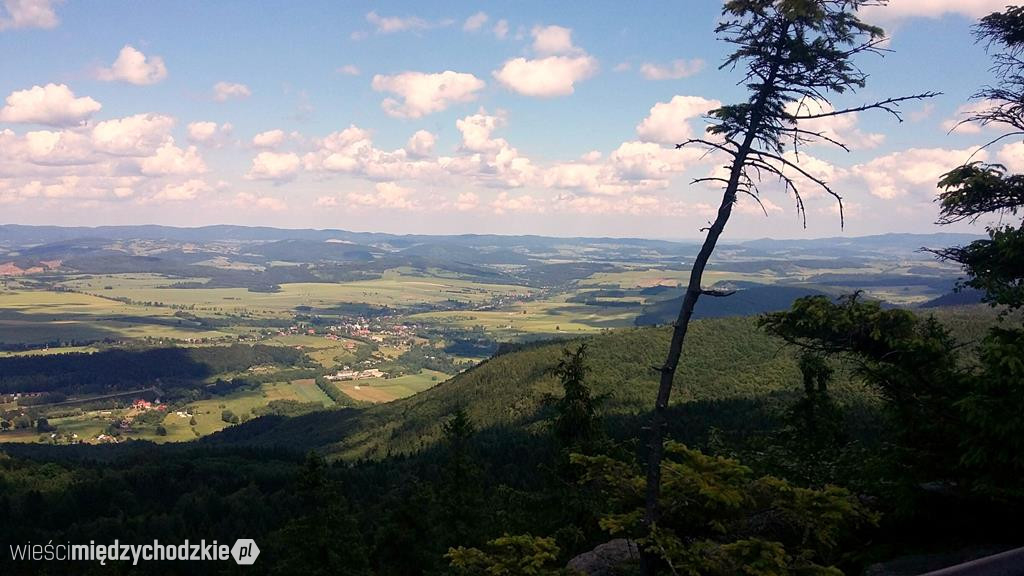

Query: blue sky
[[0, 0, 1015, 239]]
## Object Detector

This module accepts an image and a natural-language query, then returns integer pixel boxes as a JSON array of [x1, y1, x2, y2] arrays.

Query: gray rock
[[567, 539, 640, 576]]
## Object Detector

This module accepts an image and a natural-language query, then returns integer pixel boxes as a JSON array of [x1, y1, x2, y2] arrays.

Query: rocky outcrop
[[567, 539, 640, 575]]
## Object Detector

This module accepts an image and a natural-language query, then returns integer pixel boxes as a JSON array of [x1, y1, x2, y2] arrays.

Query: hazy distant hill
[[635, 282, 831, 324], [737, 232, 983, 256]]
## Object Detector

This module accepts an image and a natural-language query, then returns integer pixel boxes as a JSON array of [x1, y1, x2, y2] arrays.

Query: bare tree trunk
[[639, 23, 788, 574]]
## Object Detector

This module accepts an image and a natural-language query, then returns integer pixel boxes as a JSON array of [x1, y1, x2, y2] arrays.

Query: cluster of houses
[[325, 368, 386, 382], [268, 317, 420, 346]]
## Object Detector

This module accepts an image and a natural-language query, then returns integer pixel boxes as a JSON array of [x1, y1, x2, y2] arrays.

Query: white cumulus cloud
[[493, 25, 596, 98], [635, 95, 720, 145], [97, 45, 168, 85], [372, 70, 485, 118], [247, 151, 300, 181], [406, 130, 436, 157], [493, 55, 597, 98], [139, 140, 206, 176], [91, 113, 175, 156], [0, 0, 59, 30], [186, 121, 232, 145], [252, 129, 285, 148], [0, 84, 102, 127]]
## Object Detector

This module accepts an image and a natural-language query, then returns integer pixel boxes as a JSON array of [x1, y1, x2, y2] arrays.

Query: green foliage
[[956, 327, 1024, 495], [574, 443, 874, 575], [934, 163, 1024, 312], [315, 375, 357, 407], [760, 293, 964, 477], [440, 408, 485, 548], [268, 452, 371, 576], [711, 0, 886, 156], [546, 344, 606, 452], [447, 534, 569, 576]]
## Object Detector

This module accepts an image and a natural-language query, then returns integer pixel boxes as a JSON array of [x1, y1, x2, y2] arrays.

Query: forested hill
[[204, 315, 880, 459]]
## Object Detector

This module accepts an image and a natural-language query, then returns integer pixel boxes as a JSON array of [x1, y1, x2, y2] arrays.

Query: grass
[[263, 334, 363, 368], [337, 369, 449, 403], [0, 380, 337, 445], [0, 282, 234, 345], [410, 295, 639, 338], [60, 269, 535, 313]]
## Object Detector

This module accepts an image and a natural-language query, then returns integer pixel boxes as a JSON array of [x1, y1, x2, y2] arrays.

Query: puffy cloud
[[852, 147, 980, 199], [531, 25, 577, 55], [303, 124, 443, 182], [997, 140, 1024, 173], [448, 110, 538, 187], [635, 95, 720, 145], [139, 140, 206, 176], [97, 45, 168, 85], [336, 64, 360, 76], [91, 113, 175, 156], [543, 142, 686, 198], [234, 191, 286, 211], [493, 25, 596, 98], [493, 55, 597, 98], [213, 82, 251, 102], [456, 110, 505, 152], [786, 98, 885, 149], [454, 191, 479, 211], [493, 19, 508, 39], [23, 129, 93, 165], [608, 140, 688, 181], [0, 0, 59, 30], [152, 179, 211, 202], [347, 181, 418, 210], [491, 191, 543, 214], [639, 59, 705, 80], [0, 84, 102, 126], [187, 121, 232, 145], [314, 195, 339, 207], [246, 151, 300, 181], [252, 129, 285, 148], [372, 70, 485, 118], [463, 11, 487, 32], [406, 130, 436, 157], [861, 0, 1007, 22]]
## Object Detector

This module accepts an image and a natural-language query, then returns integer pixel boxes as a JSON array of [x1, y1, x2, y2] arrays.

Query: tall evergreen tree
[[930, 5, 1024, 494], [548, 344, 605, 453], [644, 1, 935, 560]]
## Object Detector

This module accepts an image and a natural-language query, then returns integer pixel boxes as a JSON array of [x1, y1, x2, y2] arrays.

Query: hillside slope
[[207, 315, 886, 459]]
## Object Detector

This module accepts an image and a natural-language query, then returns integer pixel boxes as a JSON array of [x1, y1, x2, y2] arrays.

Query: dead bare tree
[[641, 1, 937, 571]]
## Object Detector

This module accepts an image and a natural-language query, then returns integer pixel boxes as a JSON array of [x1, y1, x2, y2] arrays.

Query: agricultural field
[[60, 269, 535, 313], [0, 379, 337, 445], [335, 369, 450, 403], [410, 295, 639, 339], [0, 281, 234, 346], [263, 334, 367, 368]]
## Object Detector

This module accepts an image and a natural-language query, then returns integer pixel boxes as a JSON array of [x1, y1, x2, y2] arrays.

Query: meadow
[[335, 369, 450, 403]]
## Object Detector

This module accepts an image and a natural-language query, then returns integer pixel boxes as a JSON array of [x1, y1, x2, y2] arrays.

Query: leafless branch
[[788, 92, 941, 123]]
